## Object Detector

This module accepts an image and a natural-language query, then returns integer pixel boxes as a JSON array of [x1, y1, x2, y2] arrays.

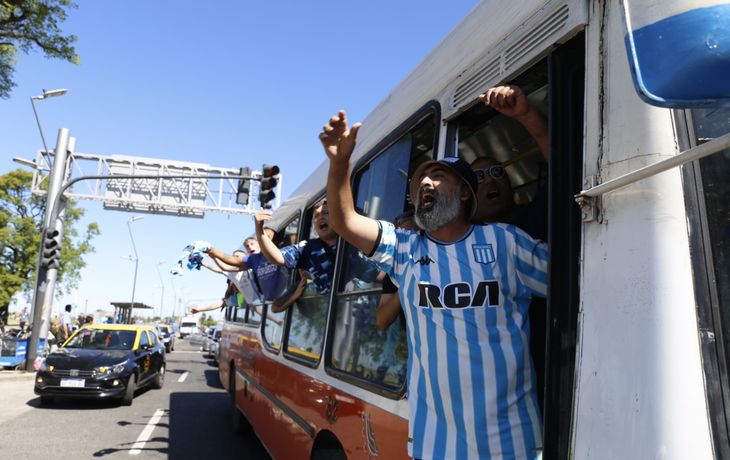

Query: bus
[[218, 1, 730, 459]]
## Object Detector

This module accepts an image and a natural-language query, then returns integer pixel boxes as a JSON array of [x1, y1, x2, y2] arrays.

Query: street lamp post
[[155, 260, 165, 320], [127, 216, 144, 323], [24, 127, 70, 371], [30, 89, 68, 158]]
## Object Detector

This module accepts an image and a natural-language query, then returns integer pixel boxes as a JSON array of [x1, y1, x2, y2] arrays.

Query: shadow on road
[[168, 392, 271, 460]]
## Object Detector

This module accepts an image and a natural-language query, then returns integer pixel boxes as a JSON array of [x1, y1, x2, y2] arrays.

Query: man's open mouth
[[419, 190, 437, 210]]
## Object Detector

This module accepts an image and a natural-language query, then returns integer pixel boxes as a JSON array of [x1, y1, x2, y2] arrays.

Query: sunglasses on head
[[473, 165, 505, 182]]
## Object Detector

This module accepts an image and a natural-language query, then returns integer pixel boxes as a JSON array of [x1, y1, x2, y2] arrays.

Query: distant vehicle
[[178, 316, 199, 338], [34, 324, 166, 406], [204, 326, 222, 358], [156, 324, 175, 353]]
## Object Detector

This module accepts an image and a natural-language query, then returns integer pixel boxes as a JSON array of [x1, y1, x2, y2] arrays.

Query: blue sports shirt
[[369, 221, 548, 460]]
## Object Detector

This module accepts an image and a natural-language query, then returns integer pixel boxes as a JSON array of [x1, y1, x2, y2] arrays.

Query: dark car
[[34, 324, 166, 406]]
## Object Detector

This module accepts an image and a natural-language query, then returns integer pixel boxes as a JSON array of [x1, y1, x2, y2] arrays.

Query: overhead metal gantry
[[30, 149, 281, 217]]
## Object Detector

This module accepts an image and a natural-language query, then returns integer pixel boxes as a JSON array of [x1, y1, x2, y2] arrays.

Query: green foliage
[[200, 313, 218, 328], [0, 169, 99, 322], [0, 0, 79, 99]]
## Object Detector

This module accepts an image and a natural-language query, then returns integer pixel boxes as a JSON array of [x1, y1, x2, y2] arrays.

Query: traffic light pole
[[25, 129, 70, 371]]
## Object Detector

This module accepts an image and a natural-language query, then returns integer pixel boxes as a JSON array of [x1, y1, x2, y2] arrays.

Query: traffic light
[[40, 229, 61, 269], [259, 164, 280, 209], [236, 167, 252, 205]]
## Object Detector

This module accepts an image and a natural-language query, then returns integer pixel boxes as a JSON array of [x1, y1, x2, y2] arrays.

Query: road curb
[[0, 371, 36, 381]]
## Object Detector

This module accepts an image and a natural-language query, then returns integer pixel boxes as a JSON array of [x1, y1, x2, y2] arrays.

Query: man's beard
[[414, 185, 462, 233]]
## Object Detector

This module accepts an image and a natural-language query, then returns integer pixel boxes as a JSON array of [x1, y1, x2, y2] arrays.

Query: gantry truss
[[30, 150, 280, 218]]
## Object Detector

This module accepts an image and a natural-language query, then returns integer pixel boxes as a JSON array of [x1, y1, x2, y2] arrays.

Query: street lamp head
[[33, 88, 69, 100], [12, 157, 42, 170], [129, 215, 145, 223]]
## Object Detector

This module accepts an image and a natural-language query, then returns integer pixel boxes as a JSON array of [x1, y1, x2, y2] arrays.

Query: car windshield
[[64, 329, 136, 350]]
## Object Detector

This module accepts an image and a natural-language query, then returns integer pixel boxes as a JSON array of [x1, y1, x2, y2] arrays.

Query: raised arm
[[210, 256, 244, 272], [479, 85, 549, 160], [190, 300, 225, 314], [319, 110, 380, 254], [206, 246, 247, 269], [255, 210, 286, 265], [201, 259, 224, 274]]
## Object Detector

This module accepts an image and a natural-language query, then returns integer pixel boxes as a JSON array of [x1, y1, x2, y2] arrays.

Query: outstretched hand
[[319, 110, 361, 164], [254, 210, 272, 233], [479, 85, 531, 119]]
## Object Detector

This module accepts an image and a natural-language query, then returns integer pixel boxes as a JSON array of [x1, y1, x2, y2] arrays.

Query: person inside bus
[[319, 110, 548, 460], [471, 84, 549, 241], [257, 200, 381, 312], [200, 211, 289, 304], [255, 199, 338, 295]]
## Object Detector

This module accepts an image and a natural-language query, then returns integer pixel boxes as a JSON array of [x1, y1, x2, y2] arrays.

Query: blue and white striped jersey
[[369, 221, 548, 460]]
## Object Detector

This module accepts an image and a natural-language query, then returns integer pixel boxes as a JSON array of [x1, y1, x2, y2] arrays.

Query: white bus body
[[228, 1, 730, 458]]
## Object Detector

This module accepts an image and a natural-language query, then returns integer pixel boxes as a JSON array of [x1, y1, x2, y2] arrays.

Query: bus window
[[282, 209, 328, 363], [690, 106, 730, 443], [262, 214, 300, 351], [329, 112, 437, 392], [246, 303, 262, 325], [454, 64, 549, 211], [231, 292, 246, 324]]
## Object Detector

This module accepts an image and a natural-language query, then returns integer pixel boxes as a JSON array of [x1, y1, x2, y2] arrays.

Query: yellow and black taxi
[[34, 324, 166, 406]]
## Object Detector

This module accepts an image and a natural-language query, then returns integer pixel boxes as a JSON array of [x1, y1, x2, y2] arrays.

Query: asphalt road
[[0, 338, 271, 460]]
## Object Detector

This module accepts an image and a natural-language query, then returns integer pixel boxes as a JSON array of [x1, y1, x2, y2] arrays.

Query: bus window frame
[[280, 194, 333, 368], [679, 107, 730, 459], [323, 102, 441, 398], [261, 211, 303, 354]]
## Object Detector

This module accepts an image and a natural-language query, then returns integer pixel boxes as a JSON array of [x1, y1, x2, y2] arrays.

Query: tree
[[0, 169, 99, 325], [0, 0, 79, 99]]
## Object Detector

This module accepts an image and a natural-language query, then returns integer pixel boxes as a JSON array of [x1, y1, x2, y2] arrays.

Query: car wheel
[[121, 374, 136, 406], [40, 396, 54, 406], [152, 363, 165, 389]]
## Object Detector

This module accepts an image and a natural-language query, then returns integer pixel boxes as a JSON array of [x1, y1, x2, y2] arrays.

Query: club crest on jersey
[[472, 244, 495, 264], [417, 281, 500, 308]]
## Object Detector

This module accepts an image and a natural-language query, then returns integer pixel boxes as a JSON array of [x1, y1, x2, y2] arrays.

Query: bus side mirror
[[622, 0, 730, 108]]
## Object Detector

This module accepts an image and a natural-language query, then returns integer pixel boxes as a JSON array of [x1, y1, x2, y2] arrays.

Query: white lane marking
[[178, 371, 189, 383], [129, 409, 165, 455]]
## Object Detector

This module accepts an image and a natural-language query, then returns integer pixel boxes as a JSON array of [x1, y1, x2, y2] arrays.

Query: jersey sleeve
[[280, 241, 306, 269], [511, 225, 549, 298], [367, 221, 398, 278]]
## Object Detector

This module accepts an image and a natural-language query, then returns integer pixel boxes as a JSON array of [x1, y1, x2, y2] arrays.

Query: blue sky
[[1, 1, 478, 321]]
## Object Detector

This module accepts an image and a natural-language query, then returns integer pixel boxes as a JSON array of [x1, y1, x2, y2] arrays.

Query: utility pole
[[26, 128, 70, 371]]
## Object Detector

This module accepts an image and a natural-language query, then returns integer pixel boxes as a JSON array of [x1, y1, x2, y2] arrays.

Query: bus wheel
[[230, 371, 252, 435]]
